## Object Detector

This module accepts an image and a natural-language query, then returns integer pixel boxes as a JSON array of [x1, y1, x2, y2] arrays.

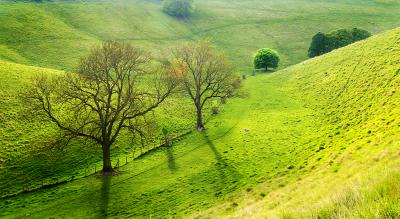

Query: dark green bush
[[162, 0, 193, 18], [308, 28, 371, 58], [308, 32, 331, 58]]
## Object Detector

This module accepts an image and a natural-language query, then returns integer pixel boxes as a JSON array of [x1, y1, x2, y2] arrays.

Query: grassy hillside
[[1, 0, 400, 72], [0, 60, 201, 197], [198, 27, 400, 218], [0, 27, 399, 218]]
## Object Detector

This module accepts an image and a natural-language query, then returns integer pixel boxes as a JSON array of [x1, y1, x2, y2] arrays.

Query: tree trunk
[[196, 106, 205, 131], [265, 66, 268, 71], [102, 144, 113, 173]]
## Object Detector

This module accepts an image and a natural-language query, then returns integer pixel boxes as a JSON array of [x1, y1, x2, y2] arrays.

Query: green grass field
[[1, 0, 400, 72], [0, 0, 399, 218]]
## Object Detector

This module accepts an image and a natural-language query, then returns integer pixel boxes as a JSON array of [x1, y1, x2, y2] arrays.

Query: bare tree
[[172, 40, 238, 131], [26, 41, 178, 173]]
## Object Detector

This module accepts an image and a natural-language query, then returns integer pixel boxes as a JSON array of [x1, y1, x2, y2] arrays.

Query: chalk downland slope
[[197, 27, 400, 218]]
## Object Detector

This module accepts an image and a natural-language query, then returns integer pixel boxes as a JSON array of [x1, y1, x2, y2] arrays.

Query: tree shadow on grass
[[203, 134, 241, 196], [252, 69, 276, 75], [98, 176, 111, 218], [163, 146, 177, 171]]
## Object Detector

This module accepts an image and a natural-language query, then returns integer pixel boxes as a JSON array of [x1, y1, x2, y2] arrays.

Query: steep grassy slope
[[196, 27, 400, 218], [1, 0, 400, 72], [0, 27, 399, 218]]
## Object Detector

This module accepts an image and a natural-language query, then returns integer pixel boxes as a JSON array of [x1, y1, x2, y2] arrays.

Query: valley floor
[[0, 73, 321, 218]]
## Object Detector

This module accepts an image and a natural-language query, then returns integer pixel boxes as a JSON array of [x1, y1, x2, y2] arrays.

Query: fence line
[[0, 128, 193, 200]]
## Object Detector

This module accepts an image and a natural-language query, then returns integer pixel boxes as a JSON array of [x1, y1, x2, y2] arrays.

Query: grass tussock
[[281, 171, 400, 219]]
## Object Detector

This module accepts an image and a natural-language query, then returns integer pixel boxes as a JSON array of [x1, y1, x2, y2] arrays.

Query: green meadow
[[1, 0, 400, 72], [0, 0, 399, 218]]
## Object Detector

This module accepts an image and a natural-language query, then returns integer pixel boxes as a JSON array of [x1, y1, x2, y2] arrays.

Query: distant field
[[0, 27, 399, 218], [1, 0, 400, 72]]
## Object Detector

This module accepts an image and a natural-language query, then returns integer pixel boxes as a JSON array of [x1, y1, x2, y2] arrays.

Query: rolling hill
[[0, 25, 399, 219], [1, 0, 400, 72]]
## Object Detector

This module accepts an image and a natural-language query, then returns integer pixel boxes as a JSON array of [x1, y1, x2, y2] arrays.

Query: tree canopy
[[254, 48, 280, 71], [27, 41, 178, 173], [308, 32, 331, 58], [171, 40, 238, 131], [308, 28, 371, 58]]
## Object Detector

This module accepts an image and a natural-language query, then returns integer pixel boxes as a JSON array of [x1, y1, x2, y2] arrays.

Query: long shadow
[[252, 69, 276, 75], [203, 134, 240, 195], [98, 176, 111, 218], [164, 146, 177, 171]]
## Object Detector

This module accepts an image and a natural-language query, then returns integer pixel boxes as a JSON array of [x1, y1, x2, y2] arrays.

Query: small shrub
[[162, 0, 193, 18], [220, 97, 227, 104], [212, 106, 219, 115], [232, 77, 242, 89]]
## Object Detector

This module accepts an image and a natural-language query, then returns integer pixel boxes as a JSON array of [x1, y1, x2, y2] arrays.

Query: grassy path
[[0, 73, 320, 218]]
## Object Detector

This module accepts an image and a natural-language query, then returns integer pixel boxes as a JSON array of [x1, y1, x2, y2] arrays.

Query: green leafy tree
[[308, 28, 371, 58], [162, 0, 193, 18], [308, 32, 330, 58], [172, 40, 237, 131], [254, 48, 280, 71], [328, 29, 354, 48], [351, 28, 372, 41]]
